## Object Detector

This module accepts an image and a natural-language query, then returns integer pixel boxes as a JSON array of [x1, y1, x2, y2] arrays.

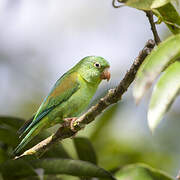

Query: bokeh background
[[0, 0, 180, 177]]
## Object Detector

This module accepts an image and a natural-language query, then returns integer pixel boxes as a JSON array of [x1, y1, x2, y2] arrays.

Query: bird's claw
[[63, 117, 78, 132]]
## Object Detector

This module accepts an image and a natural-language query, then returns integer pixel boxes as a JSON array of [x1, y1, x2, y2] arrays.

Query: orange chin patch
[[100, 68, 110, 81]]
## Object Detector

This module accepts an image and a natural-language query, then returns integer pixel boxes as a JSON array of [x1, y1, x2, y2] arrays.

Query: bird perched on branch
[[14, 56, 110, 154]]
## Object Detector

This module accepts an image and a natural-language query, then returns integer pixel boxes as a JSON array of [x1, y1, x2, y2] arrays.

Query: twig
[[112, 0, 124, 8], [145, 11, 161, 45], [15, 39, 155, 159]]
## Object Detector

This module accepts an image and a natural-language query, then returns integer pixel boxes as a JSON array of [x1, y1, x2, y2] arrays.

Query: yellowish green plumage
[[14, 56, 110, 154]]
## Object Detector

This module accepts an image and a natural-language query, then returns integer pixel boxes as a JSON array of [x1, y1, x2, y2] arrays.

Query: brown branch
[[145, 11, 161, 45], [15, 39, 155, 159]]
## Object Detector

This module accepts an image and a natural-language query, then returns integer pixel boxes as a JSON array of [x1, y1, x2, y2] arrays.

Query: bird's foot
[[63, 117, 78, 132]]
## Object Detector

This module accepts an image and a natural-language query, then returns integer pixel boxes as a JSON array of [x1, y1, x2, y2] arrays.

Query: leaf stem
[[145, 11, 161, 45]]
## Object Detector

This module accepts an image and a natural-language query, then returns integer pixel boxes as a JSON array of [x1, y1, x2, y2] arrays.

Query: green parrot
[[14, 56, 110, 154]]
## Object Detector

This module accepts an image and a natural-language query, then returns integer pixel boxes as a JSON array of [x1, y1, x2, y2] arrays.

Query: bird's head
[[76, 56, 110, 84]]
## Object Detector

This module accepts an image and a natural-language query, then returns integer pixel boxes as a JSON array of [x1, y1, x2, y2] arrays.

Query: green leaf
[[115, 163, 174, 180], [73, 137, 97, 164], [133, 34, 180, 103], [32, 159, 115, 179], [153, 2, 180, 34], [1, 158, 115, 180], [1, 158, 36, 180], [0, 149, 8, 164], [0, 116, 24, 130], [125, 0, 153, 10], [0, 127, 19, 146], [90, 104, 118, 141], [43, 143, 71, 159], [148, 61, 180, 131], [119, 0, 170, 10], [151, 0, 170, 8]]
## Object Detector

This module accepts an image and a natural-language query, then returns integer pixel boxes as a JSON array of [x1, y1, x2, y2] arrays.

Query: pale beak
[[100, 68, 111, 81]]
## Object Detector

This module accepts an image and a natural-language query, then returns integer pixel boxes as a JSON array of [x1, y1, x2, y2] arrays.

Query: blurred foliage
[[0, 117, 115, 180], [1, 156, 115, 180], [90, 104, 119, 141], [134, 34, 180, 132], [73, 137, 97, 165], [0, 112, 176, 180], [114, 163, 174, 180], [148, 61, 180, 131]]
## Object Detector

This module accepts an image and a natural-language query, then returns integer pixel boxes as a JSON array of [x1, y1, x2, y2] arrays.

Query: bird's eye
[[94, 62, 101, 68]]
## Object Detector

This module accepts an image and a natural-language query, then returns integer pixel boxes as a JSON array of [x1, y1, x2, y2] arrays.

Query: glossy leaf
[[32, 159, 114, 179], [153, 2, 180, 34], [73, 137, 97, 164], [148, 61, 180, 131], [119, 0, 170, 10], [1, 158, 115, 180], [115, 163, 173, 180], [133, 34, 180, 103]]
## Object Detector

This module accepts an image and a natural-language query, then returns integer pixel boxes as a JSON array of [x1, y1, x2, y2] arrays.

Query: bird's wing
[[19, 71, 80, 136]]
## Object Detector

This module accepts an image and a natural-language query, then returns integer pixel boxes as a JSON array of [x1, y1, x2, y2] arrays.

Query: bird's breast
[[62, 80, 97, 118]]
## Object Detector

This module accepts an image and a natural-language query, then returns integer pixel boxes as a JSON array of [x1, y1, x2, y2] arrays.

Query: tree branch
[[145, 11, 161, 45], [15, 39, 155, 159]]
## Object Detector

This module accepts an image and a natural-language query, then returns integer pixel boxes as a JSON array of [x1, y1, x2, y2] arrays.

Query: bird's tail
[[13, 121, 45, 155]]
